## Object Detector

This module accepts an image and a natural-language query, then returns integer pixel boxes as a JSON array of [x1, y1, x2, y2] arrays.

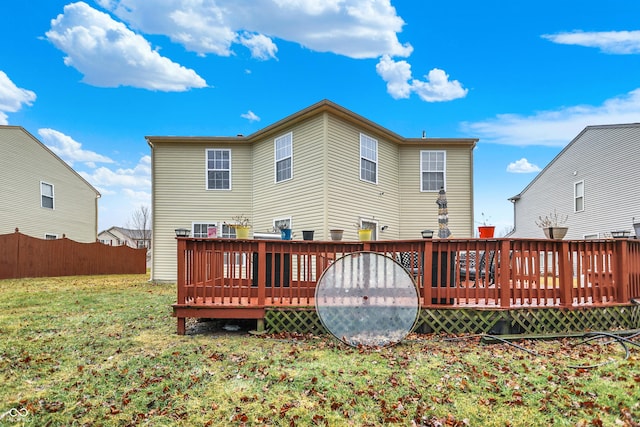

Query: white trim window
[[41, 182, 54, 209], [206, 149, 231, 190], [275, 133, 292, 183], [420, 151, 446, 192], [574, 180, 584, 212], [360, 133, 378, 184]]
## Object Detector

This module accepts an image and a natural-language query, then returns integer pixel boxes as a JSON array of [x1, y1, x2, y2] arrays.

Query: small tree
[[128, 205, 151, 248]]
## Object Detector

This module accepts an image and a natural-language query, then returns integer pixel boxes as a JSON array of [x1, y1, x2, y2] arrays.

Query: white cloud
[[542, 30, 640, 54], [80, 154, 151, 189], [239, 33, 278, 60], [506, 158, 541, 174], [38, 128, 114, 167], [412, 68, 468, 102], [0, 71, 37, 124], [241, 110, 260, 122], [375, 55, 412, 99], [462, 88, 640, 146], [376, 55, 468, 102], [45, 2, 207, 91], [98, 0, 412, 59]]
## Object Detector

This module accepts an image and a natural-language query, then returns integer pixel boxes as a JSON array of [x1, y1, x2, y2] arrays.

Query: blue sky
[[2, 1, 639, 234]]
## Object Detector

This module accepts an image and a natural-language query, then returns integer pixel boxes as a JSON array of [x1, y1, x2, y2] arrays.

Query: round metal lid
[[315, 251, 420, 347]]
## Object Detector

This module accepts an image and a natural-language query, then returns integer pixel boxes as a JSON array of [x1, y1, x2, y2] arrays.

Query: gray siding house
[[509, 123, 640, 239], [147, 100, 478, 282], [0, 126, 100, 242]]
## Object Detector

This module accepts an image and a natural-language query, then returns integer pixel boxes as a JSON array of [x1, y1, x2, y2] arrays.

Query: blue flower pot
[[281, 229, 292, 240]]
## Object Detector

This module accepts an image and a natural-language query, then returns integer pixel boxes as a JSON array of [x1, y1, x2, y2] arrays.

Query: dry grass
[[0, 274, 639, 426]]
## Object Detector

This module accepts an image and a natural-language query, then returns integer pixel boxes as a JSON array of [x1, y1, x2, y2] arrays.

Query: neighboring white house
[[0, 126, 100, 242], [146, 99, 478, 282], [509, 123, 640, 239], [98, 226, 151, 249]]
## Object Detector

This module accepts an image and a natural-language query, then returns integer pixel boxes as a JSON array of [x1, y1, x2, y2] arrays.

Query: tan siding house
[[147, 100, 477, 282], [0, 126, 100, 242], [509, 123, 640, 239]]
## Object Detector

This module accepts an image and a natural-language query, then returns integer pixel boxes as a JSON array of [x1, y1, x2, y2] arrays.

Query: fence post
[[558, 241, 573, 307], [613, 239, 629, 303]]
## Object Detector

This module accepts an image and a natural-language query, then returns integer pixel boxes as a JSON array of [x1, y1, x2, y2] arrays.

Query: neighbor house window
[[206, 149, 231, 190], [41, 182, 54, 209], [360, 134, 378, 184], [44, 234, 58, 240], [421, 151, 446, 191], [574, 180, 584, 212], [275, 133, 293, 182]]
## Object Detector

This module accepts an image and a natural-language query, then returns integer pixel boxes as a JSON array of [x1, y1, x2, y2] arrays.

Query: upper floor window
[[421, 151, 446, 192], [574, 180, 584, 212], [360, 134, 378, 184], [41, 182, 54, 209], [206, 149, 231, 190], [275, 133, 292, 182]]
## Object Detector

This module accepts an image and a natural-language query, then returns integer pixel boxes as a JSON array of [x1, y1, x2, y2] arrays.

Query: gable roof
[[0, 125, 101, 197], [508, 122, 640, 201], [146, 99, 478, 148]]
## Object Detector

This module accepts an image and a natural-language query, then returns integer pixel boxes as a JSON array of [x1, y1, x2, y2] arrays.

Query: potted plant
[[226, 214, 251, 239], [477, 213, 495, 238], [302, 230, 314, 240], [329, 229, 344, 241], [277, 223, 292, 240], [536, 210, 568, 239], [356, 223, 374, 241]]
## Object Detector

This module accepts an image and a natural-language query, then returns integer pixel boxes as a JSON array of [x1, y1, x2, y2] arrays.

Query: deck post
[[499, 239, 511, 308], [613, 239, 630, 303], [558, 241, 573, 307], [176, 237, 188, 335], [257, 240, 267, 305], [256, 318, 265, 333], [422, 239, 433, 305], [177, 317, 186, 335]]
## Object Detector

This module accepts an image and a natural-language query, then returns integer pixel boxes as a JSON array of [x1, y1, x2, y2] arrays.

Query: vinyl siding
[[0, 127, 98, 242], [252, 115, 326, 236], [512, 124, 640, 239], [399, 144, 473, 239], [149, 101, 476, 282], [151, 140, 252, 281], [325, 114, 401, 241]]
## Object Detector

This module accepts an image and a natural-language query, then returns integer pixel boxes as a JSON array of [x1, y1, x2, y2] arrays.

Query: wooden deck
[[172, 237, 640, 334]]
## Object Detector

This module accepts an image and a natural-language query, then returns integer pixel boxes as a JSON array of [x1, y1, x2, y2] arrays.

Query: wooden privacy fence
[[0, 230, 147, 279], [173, 237, 640, 333]]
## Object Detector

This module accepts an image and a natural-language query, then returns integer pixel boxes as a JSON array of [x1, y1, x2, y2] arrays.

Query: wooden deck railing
[[173, 237, 640, 333]]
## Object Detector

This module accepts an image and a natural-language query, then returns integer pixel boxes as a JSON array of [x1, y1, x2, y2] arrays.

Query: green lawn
[[0, 275, 638, 426]]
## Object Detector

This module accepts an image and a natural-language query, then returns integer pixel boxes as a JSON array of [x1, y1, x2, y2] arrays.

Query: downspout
[[507, 194, 520, 236]]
